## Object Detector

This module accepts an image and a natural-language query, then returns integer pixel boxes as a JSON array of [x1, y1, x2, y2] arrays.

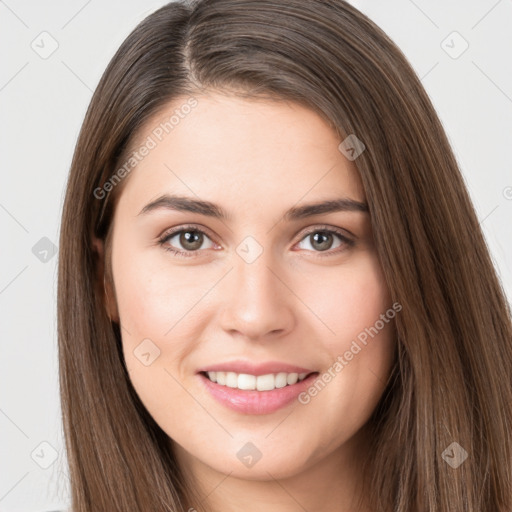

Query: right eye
[[158, 226, 219, 258]]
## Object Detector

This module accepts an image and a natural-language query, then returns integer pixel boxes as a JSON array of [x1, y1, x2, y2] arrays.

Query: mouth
[[196, 362, 319, 415], [200, 370, 314, 391]]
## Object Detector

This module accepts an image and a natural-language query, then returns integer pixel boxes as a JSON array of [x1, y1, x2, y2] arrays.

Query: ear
[[92, 236, 119, 323]]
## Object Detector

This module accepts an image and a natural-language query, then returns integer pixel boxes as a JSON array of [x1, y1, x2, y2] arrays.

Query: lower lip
[[198, 372, 318, 415]]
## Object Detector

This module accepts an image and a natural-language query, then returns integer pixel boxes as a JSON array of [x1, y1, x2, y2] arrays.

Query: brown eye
[[296, 227, 354, 256], [159, 226, 217, 257], [176, 230, 204, 251], [308, 232, 335, 251]]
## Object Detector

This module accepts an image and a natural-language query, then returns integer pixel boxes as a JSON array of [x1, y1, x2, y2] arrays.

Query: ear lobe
[[91, 236, 119, 323], [92, 236, 104, 262], [91, 236, 105, 290]]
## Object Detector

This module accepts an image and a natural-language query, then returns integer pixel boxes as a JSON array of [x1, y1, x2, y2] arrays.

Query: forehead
[[116, 92, 366, 216]]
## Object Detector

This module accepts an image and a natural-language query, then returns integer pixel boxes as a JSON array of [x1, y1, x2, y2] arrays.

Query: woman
[[57, 0, 512, 510]]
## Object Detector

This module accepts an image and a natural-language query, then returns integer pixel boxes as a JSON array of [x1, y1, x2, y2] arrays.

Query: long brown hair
[[58, 0, 512, 510]]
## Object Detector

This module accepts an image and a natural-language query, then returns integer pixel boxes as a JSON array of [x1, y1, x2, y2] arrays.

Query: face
[[100, 91, 396, 483]]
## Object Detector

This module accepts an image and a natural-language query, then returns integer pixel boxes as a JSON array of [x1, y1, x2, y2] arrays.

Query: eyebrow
[[138, 194, 369, 221]]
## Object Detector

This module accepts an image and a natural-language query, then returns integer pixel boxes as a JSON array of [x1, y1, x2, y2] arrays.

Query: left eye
[[296, 229, 353, 254]]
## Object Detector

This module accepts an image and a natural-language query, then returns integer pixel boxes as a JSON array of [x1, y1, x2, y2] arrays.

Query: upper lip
[[198, 360, 316, 377]]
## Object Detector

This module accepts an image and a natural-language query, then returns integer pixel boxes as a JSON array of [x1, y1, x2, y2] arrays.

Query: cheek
[[294, 251, 396, 413], [300, 251, 392, 352], [291, 261, 396, 460], [112, 243, 213, 342], [111, 245, 210, 433]]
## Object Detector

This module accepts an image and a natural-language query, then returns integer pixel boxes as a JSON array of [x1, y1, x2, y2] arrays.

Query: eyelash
[[157, 224, 354, 259]]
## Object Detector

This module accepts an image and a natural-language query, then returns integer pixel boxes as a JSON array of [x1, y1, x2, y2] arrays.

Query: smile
[[203, 371, 311, 391], [197, 361, 319, 415]]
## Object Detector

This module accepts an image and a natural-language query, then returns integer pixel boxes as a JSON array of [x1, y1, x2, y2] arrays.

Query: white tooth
[[238, 373, 256, 390], [275, 372, 288, 388], [226, 372, 238, 388], [212, 371, 305, 389], [256, 373, 275, 391], [287, 372, 299, 385]]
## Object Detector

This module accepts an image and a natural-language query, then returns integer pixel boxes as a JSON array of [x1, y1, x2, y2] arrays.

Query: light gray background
[[1, 1, 511, 510]]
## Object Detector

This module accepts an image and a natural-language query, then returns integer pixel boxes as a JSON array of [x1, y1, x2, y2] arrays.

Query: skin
[[94, 91, 396, 512]]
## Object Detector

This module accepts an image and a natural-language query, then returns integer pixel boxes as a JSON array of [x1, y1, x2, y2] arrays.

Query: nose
[[218, 247, 295, 341]]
